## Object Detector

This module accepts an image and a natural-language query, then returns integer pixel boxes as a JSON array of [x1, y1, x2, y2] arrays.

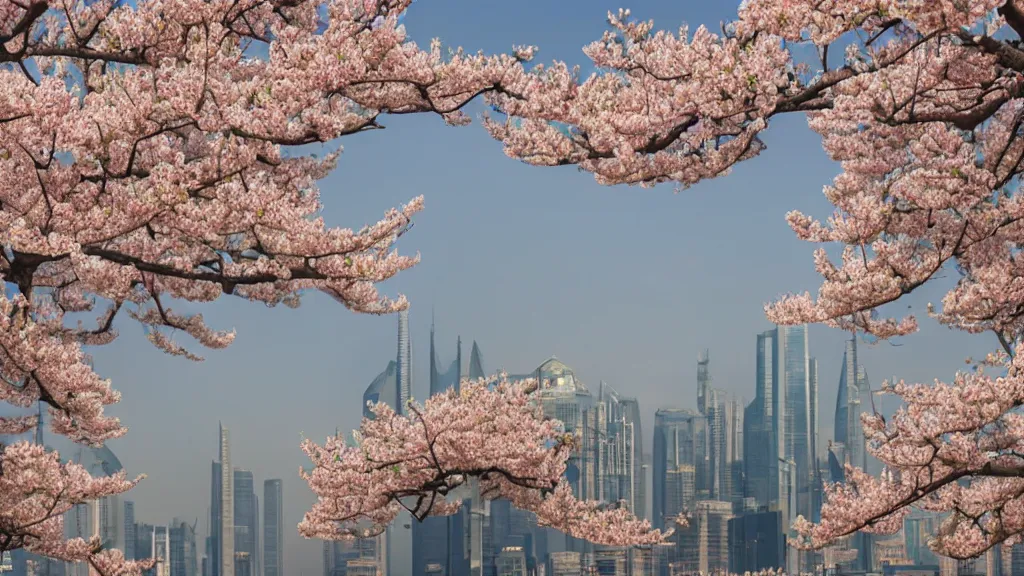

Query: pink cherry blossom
[[0, 441, 153, 576], [299, 376, 674, 547]]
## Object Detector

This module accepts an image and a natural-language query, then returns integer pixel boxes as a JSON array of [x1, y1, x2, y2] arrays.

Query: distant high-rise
[[397, 309, 411, 414], [727, 510, 785, 574], [723, 395, 744, 509], [509, 357, 596, 555], [707, 388, 724, 501], [137, 522, 155, 568], [150, 526, 170, 576], [169, 519, 198, 576], [779, 324, 812, 523], [834, 337, 873, 571], [697, 351, 711, 417], [809, 357, 822, 523], [836, 338, 867, 470], [210, 462, 222, 576], [809, 356, 819, 468], [219, 424, 235, 576], [671, 500, 732, 575], [125, 501, 137, 561], [652, 409, 704, 532], [263, 480, 283, 576], [696, 352, 713, 496], [744, 329, 782, 509], [233, 470, 258, 576], [617, 396, 645, 520]]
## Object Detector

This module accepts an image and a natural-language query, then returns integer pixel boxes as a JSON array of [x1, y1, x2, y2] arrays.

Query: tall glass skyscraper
[[210, 424, 234, 576], [233, 470, 258, 576], [696, 352, 713, 496], [743, 329, 783, 509], [263, 480, 283, 576], [652, 409, 703, 531], [397, 309, 411, 414], [617, 396, 645, 520], [125, 501, 137, 562], [169, 519, 197, 576], [809, 357, 822, 523], [834, 337, 873, 571], [779, 325, 812, 522]]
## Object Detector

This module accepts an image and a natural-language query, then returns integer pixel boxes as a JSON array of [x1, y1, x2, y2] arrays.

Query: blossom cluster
[[299, 376, 673, 546], [0, 442, 154, 575]]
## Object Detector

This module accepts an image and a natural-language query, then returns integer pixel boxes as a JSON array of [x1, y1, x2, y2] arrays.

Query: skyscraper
[[809, 357, 823, 523], [512, 357, 596, 556], [263, 480, 283, 576], [169, 519, 198, 576], [125, 501, 137, 562], [617, 396, 645, 520], [698, 354, 742, 504], [219, 424, 234, 576], [652, 409, 704, 532], [154, 526, 171, 576], [809, 356, 819, 470], [234, 470, 258, 576], [744, 329, 782, 509], [696, 352, 713, 496], [397, 309, 411, 414], [210, 462, 222, 576], [706, 388, 724, 501], [724, 394, 744, 509], [834, 337, 872, 571], [779, 324, 812, 523], [727, 510, 786, 574]]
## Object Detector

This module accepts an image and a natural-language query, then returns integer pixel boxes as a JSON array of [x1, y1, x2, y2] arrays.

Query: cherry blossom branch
[[299, 375, 674, 547]]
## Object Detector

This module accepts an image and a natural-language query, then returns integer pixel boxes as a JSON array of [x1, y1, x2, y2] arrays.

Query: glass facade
[[727, 510, 785, 574], [262, 480, 283, 576]]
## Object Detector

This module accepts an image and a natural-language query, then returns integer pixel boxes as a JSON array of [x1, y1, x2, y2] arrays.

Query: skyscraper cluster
[[205, 424, 286, 576], [6, 314, 976, 576], [360, 316, 898, 576]]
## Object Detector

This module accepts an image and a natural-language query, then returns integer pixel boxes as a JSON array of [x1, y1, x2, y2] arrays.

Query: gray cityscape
[[3, 310, 1000, 576]]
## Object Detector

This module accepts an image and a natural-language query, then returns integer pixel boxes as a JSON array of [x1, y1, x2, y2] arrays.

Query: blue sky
[[20, 1, 993, 574]]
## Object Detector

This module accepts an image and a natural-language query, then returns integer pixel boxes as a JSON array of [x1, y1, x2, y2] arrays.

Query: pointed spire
[[429, 309, 438, 396], [469, 340, 484, 380]]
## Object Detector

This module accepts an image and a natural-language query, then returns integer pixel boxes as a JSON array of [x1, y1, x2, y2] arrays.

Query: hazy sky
[[28, 1, 996, 575]]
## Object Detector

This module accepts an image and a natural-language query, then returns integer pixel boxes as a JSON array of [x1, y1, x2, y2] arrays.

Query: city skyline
[[4, 0, 1021, 574], [11, 301, 991, 576], [82, 300, 987, 576], [68, 3, 997, 576]]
